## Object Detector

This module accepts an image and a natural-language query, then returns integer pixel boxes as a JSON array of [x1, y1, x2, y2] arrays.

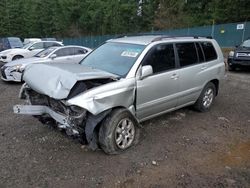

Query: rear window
[[200, 42, 217, 61]]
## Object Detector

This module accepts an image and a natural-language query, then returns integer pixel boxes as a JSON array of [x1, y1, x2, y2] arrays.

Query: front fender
[[67, 78, 136, 115]]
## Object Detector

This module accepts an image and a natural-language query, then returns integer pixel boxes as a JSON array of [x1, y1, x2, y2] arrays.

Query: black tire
[[99, 108, 140, 155], [12, 55, 23, 61], [194, 82, 216, 112]]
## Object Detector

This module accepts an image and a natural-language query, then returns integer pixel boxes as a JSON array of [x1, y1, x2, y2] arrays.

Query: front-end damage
[[14, 70, 136, 149]]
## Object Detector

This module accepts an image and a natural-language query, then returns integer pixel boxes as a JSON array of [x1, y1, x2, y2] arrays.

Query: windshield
[[34, 47, 56, 58], [8, 37, 23, 48], [80, 42, 145, 76], [241, 40, 250, 48], [22, 42, 33, 49]]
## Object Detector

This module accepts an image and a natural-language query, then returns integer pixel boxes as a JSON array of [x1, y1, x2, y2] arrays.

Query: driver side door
[[136, 43, 179, 121]]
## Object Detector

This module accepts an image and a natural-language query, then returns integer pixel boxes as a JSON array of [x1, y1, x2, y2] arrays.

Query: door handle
[[201, 66, 207, 70], [171, 73, 179, 80]]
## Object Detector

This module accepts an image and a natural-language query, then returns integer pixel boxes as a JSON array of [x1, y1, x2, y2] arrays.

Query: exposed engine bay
[[17, 78, 114, 149]]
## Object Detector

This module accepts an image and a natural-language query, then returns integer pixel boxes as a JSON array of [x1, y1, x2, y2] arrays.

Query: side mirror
[[50, 54, 57, 59], [140, 65, 153, 80]]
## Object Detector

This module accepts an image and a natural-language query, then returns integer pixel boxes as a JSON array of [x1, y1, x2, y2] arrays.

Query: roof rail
[[114, 33, 162, 39], [151, 35, 213, 42]]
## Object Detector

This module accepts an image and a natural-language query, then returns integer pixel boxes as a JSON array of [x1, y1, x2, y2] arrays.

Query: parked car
[[41, 37, 57, 41], [228, 39, 250, 71], [23, 38, 41, 45], [1, 45, 91, 82], [14, 35, 225, 154], [0, 41, 63, 63], [0, 37, 23, 52]]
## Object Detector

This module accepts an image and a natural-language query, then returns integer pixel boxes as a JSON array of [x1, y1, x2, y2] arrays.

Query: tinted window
[[142, 44, 175, 73], [74, 47, 88, 55], [54, 48, 74, 57], [176, 43, 198, 67], [195, 43, 205, 63], [200, 42, 217, 61]]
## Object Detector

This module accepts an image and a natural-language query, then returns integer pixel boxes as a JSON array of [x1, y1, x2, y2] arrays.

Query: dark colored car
[[228, 39, 250, 71], [0, 37, 23, 52]]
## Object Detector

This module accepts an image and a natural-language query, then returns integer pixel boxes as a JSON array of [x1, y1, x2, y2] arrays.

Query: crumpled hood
[[23, 63, 118, 99], [5, 57, 46, 67]]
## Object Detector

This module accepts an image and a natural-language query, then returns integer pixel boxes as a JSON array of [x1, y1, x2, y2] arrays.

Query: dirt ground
[[0, 70, 249, 188]]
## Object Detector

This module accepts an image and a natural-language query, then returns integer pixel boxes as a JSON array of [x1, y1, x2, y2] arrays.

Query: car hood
[[5, 57, 46, 67], [0, 48, 28, 55], [23, 63, 119, 99]]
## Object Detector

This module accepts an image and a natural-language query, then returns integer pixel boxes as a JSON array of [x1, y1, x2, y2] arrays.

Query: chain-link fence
[[63, 21, 250, 48]]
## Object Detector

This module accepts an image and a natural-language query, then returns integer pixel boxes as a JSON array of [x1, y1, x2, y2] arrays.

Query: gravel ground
[[0, 70, 249, 188]]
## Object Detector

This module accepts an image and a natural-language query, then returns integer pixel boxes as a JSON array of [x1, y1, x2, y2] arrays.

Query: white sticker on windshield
[[121, 51, 139, 58]]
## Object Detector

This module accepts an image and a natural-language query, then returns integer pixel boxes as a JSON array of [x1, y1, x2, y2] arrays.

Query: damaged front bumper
[[14, 105, 70, 126], [1, 66, 22, 82]]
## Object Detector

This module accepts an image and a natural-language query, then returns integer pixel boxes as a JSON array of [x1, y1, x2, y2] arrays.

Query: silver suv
[[14, 35, 225, 154]]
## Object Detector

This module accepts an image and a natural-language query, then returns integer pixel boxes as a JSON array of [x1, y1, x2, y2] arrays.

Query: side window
[[195, 42, 205, 63], [200, 42, 217, 61], [176, 43, 198, 67], [142, 44, 175, 74], [74, 47, 88, 55], [54, 48, 74, 57], [30, 42, 43, 49]]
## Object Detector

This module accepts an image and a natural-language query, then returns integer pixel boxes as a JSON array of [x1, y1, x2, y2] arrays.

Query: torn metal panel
[[23, 63, 118, 99], [67, 78, 136, 115]]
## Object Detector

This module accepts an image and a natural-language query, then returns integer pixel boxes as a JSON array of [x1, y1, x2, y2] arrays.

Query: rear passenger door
[[176, 42, 218, 106], [136, 43, 179, 120]]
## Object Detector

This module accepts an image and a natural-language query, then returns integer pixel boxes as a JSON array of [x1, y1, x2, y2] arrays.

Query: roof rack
[[151, 35, 213, 42], [114, 33, 161, 39]]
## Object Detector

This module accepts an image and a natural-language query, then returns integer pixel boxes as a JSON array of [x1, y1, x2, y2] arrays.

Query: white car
[[0, 41, 63, 63], [23, 38, 41, 45], [1, 45, 91, 82]]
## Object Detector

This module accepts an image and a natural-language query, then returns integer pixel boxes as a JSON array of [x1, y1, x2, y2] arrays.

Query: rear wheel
[[194, 82, 216, 112], [12, 55, 23, 61], [99, 108, 140, 154]]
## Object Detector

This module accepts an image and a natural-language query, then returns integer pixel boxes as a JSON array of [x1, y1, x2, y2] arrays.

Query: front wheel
[[99, 108, 140, 154], [194, 82, 216, 112], [12, 55, 23, 61]]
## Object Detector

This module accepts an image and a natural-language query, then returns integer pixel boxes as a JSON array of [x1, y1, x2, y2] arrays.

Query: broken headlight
[[68, 105, 87, 126], [69, 105, 86, 117]]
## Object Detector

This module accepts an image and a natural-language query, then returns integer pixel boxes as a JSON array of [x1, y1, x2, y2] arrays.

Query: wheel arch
[[209, 79, 219, 96], [12, 54, 24, 60]]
